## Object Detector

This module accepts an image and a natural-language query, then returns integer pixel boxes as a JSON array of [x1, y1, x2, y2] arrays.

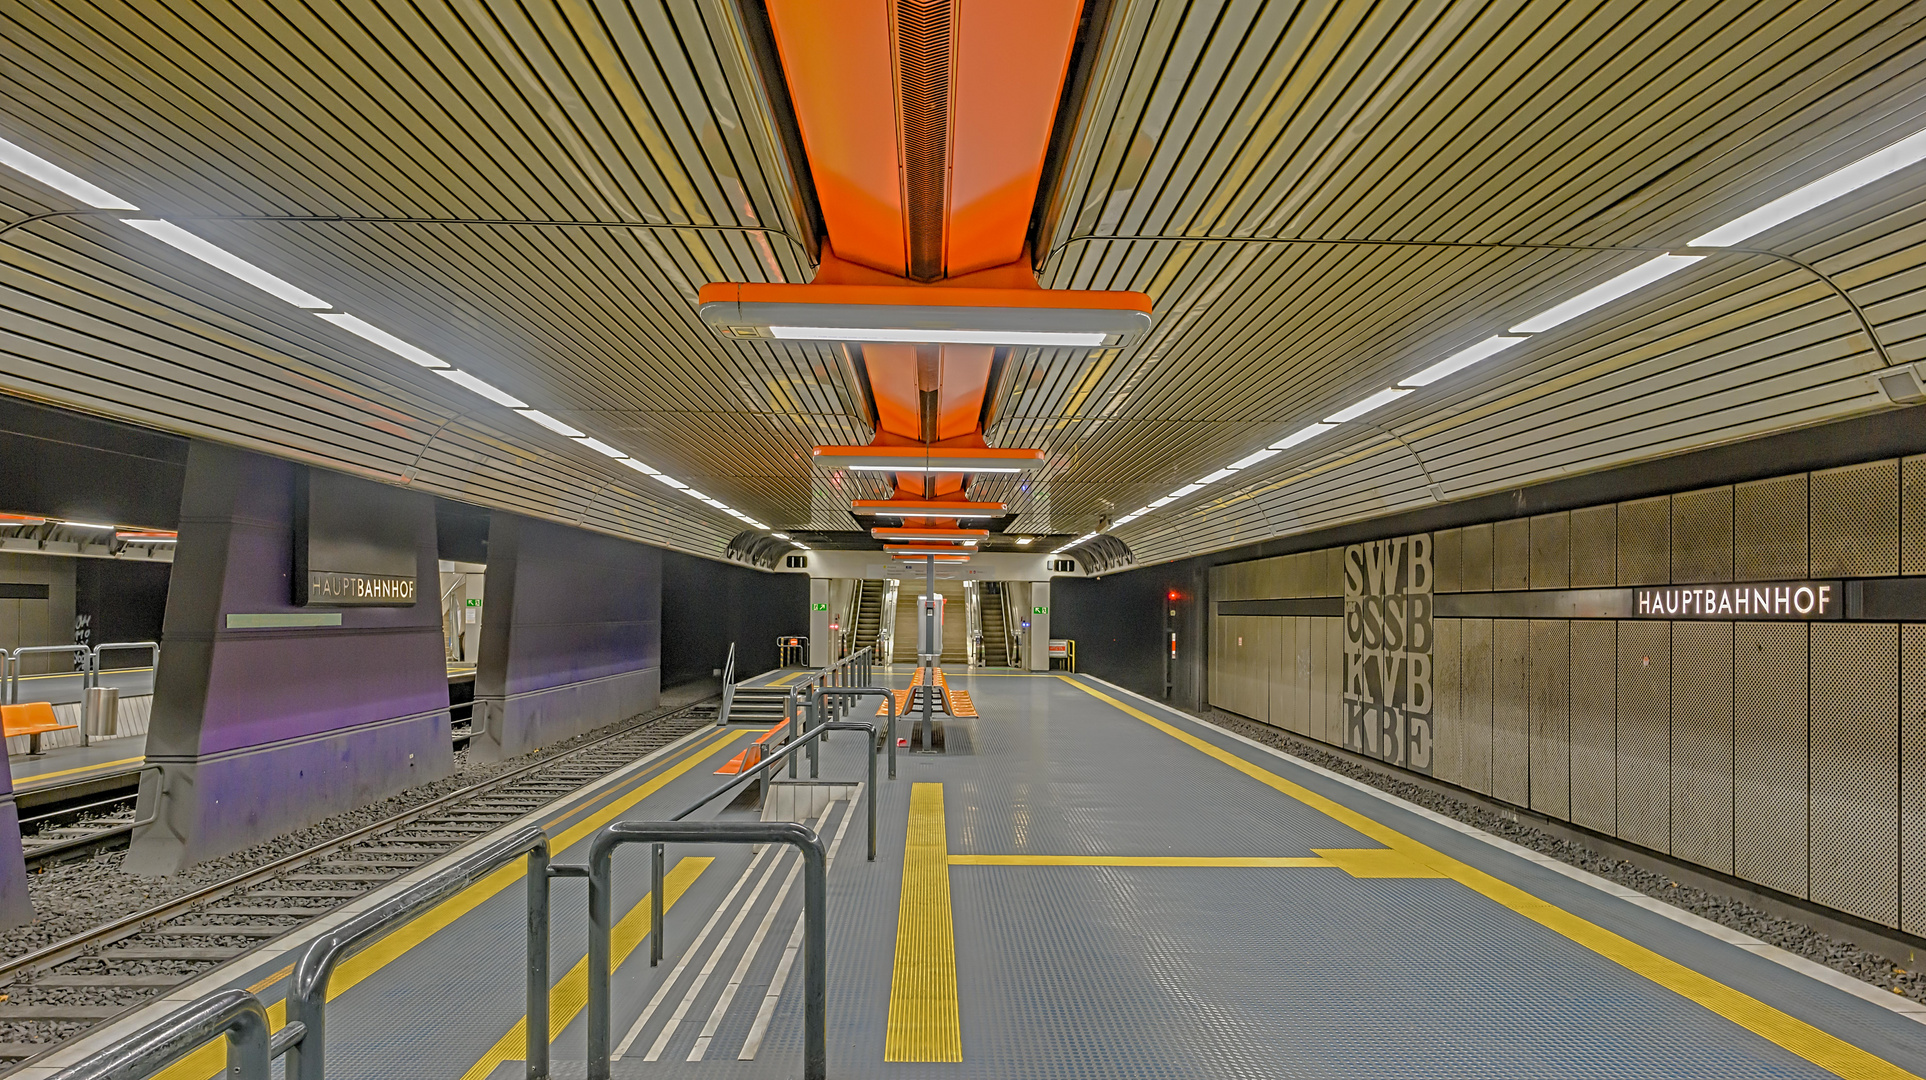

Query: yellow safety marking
[[884, 782, 961, 1062], [16, 666, 153, 681], [949, 854, 1333, 868], [457, 857, 711, 1080], [151, 727, 743, 1080], [13, 756, 144, 787], [768, 670, 810, 687], [1313, 848, 1448, 878], [1060, 678, 1925, 1080]]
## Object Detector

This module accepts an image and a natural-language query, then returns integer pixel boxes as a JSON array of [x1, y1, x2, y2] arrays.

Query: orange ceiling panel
[[947, 0, 1084, 276], [763, 0, 906, 277]]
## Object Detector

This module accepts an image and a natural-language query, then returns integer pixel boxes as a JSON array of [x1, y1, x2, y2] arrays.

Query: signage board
[[303, 571, 417, 606], [1048, 639, 1070, 658], [1633, 582, 1839, 619], [292, 467, 420, 607], [465, 598, 482, 607], [811, 602, 829, 611], [1033, 606, 1048, 614]]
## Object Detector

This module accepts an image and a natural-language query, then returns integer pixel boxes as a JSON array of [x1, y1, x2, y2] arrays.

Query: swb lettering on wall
[[1344, 535, 1432, 773]]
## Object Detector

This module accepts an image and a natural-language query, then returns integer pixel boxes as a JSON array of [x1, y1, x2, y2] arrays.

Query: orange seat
[[2, 701, 77, 755]]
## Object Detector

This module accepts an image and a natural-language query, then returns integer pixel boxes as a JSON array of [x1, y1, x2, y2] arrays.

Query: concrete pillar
[[127, 444, 455, 874], [471, 512, 660, 761], [0, 767, 32, 929], [808, 577, 830, 667], [1028, 581, 1051, 671]]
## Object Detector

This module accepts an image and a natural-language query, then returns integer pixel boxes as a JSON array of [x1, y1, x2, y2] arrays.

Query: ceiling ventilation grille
[[896, 0, 952, 281]]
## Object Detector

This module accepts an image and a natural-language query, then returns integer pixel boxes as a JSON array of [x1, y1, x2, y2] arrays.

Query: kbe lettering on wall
[[1343, 534, 1433, 774]]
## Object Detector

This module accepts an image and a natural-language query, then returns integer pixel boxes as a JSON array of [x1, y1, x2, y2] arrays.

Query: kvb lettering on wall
[[1343, 534, 1433, 774]]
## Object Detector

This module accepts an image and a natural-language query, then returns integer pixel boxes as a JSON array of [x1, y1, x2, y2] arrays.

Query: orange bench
[[2, 701, 76, 755]]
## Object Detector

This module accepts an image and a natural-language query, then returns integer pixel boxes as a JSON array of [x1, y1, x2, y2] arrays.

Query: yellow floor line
[[152, 727, 743, 1080], [1061, 677, 1924, 1080], [884, 782, 961, 1063], [457, 857, 711, 1080], [949, 854, 1332, 868], [13, 756, 144, 786]]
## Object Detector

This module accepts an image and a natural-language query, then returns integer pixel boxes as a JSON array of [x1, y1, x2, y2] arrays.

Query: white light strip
[[1692, 128, 1926, 247], [433, 368, 527, 408], [1399, 336, 1526, 387], [651, 474, 689, 490], [316, 313, 450, 368], [769, 326, 1106, 347], [1228, 447, 1282, 470], [772, 532, 792, 539], [1168, 483, 1204, 499], [1269, 423, 1334, 450], [122, 220, 329, 309], [1509, 255, 1703, 334], [118, 535, 177, 542], [846, 465, 1025, 473], [0, 135, 136, 209], [57, 520, 115, 530], [1324, 387, 1412, 424], [576, 437, 627, 458], [617, 457, 659, 476], [518, 410, 585, 438], [1196, 468, 1235, 485]]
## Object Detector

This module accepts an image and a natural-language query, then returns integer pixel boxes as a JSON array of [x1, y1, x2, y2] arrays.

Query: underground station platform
[[25, 668, 1926, 1080]]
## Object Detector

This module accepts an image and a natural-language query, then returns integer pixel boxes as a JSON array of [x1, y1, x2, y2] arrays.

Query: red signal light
[[1167, 590, 1180, 601]]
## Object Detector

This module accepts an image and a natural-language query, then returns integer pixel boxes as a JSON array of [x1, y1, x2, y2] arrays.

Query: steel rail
[[0, 697, 715, 985]]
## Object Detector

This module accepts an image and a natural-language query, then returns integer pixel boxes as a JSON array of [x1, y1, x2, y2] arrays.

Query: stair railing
[[715, 641, 737, 726]]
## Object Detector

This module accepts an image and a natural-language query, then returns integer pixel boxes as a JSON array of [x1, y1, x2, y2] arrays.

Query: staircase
[[980, 585, 1010, 667], [724, 684, 790, 724], [853, 580, 885, 653], [940, 582, 969, 666]]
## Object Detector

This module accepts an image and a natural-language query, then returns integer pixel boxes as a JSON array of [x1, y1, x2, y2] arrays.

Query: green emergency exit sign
[[465, 598, 482, 606], [812, 602, 829, 611], [1032, 606, 1048, 614]]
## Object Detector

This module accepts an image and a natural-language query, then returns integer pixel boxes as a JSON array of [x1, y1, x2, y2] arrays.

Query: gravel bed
[[1200, 709, 1926, 1005], [1, 690, 714, 964]]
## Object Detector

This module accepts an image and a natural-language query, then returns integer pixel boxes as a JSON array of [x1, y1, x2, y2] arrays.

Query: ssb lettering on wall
[[1343, 534, 1433, 774]]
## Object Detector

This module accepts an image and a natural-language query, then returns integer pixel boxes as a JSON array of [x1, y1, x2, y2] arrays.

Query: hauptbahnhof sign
[[304, 571, 417, 606], [1634, 582, 1839, 619]]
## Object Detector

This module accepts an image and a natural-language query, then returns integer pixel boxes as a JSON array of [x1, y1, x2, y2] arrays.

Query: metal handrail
[[584, 820, 828, 1080], [47, 987, 271, 1080], [283, 824, 554, 1080], [6, 645, 94, 706], [715, 642, 737, 727], [818, 686, 899, 779], [88, 641, 159, 689]]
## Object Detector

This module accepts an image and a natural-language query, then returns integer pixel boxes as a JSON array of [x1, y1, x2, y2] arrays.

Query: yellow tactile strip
[[1059, 677, 1924, 1080], [884, 782, 962, 1062]]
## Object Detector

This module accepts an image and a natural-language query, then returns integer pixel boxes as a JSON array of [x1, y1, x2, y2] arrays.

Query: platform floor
[[8, 735, 147, 791], [32, 671, 1926, 1080]]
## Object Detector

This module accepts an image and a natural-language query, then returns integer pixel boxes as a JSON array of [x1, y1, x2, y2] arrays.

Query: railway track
[[0, 699, 719, 1069]]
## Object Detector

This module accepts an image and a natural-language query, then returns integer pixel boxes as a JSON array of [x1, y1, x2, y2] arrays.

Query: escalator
[[980, 584, 1011, 667], [853, 580, 885, 653]]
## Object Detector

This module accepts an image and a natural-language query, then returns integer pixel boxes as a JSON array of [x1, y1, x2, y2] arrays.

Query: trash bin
[[83, 686, 118, 741]]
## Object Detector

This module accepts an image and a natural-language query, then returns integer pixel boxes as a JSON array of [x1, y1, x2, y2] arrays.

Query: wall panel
[[1529, 620, 1570, 820], [1493, 620, 1531, 806], [1460, 618, 1494, 794], [1494, 519, 1531, 592], [1671, 622, 1735, 874], [1461, 524, 1493, 592], [1530, 513, 1569, 590], [1810, 460, 1899, 578], [1901, 625, 1926, 934], [1434, 619, 1462, 789], [1570, 506, 1617, 588], [1325, 617, 1345, 745], [1670, 487, 1734, 584], [1618, 496, 1671, 586], [1618, 621, 1671, 853], [1903, 458, 1926, 577], [1570, 621, 1616, 833], [1810, 623, 1900, 927], [1734, 474, 1808, 581], [1734, 622, 1810, 897], [1433, 529, 1462, 594]]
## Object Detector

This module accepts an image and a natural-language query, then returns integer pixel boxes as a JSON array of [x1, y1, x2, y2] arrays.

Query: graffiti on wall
[[1343, 534, 1433, 773]]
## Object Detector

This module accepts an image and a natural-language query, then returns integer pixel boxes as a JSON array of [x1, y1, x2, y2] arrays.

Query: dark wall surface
[[0, 395, 187, 528], [661, 551, 807, 686], [74, 559, 171, 661], [1053, 564, 1206, 707]]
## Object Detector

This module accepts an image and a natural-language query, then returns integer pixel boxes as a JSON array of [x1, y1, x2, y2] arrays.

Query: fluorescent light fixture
[[575, 437, 627, 458], [1324, 387, 1412, 424], [1269, 423, 1334, 450], [703, 499, 730, 509], [618, 458, 659, 476], [848, 465, 1024, 473], [1197, 468, 1235, 485], [434, 368, 527, 408], [1114, 514, 1139, 524], [316, 313, 450, 368], [118, 534, 176, 542], [791, 542, 807, 549], [794, 544, 812, 551], [773, 532, 792, 539], [746, 519, 768, 529], [1228, 447, 1282, 470], [1400, 336, 1526, 387], [1692, 128, 1926, 247], [1509, 255, 1703, 334], [1150, 496, 1176, 508], [685, 489, 711, 501], [57, 520, 115, 530], [1016, 537, 1033, 545], [0, 135, 136, 209], [1169, 484, 1204, 499], [121, 220, 329, 309], [651, 474, 688, 490], [769, 326, 1107, 347], [519, 410, 585, 438]]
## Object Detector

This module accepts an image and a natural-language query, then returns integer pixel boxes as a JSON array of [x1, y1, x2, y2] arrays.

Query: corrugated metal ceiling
[[0, 0, 1922, 563]]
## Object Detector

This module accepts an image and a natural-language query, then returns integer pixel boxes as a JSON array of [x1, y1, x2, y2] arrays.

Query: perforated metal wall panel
[[1902, 457, 1926, 577], [1270, 617, 1299, 734], [1570, 505, 1618, 589], [1734, 622, 1810, 898], [1671, 622, 1735, 874], [1900, 625, 1926, 934], [1433, 528, 1462, 595], [1617, 621, 1672, 853], [1434, 619, 1462, 789], [1570, 621, 1617, 833], [1734, 474, 1808, 582], [1810, 460, 1900, 578], [1310, 615, 1334, 745], [1618, 496, 1672, 586], [1326, 617, 1345, 745], [1670, 487, 1734, 584], [1529, 513, 1569, 590], [1319, 549, 1344, 597], [1493, 620, 1531, 806], [1809, 623, 1900, 927], [1494, 519, 1531, 592], [1459, 619, 1494, 795], [1460, 524, 1494, 593], [1529, 620, 1570, 820]]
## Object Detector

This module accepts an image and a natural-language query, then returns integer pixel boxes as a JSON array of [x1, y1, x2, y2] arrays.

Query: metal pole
[[586, 842, 614, 1079], [525, 846, 550, 1080], [650, 843, 665, 966], [923, 555, 935, 750]]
